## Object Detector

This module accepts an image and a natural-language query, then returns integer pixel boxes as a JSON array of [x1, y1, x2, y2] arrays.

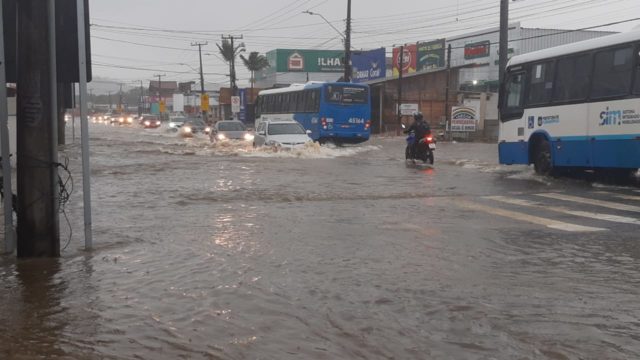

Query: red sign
[[393, 44, 417, 76]]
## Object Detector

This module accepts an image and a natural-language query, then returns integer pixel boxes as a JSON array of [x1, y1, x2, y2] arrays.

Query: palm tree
[[216, 40, 245, 93], [240, 52, 270, 90]]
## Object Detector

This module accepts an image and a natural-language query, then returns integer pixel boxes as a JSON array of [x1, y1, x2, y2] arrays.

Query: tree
[[240, 52, 270, 90], [216, 39, 245, 93]]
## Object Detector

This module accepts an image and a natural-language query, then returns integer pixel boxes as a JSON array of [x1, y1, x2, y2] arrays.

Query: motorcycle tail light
[[426, 136, 433, 142]]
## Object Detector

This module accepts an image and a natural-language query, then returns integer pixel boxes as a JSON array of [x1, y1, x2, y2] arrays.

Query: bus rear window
[[325, 85, 369, 104]]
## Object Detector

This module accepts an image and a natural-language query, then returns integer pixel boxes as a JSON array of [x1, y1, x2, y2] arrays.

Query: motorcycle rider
[[403, 112, 431, 158]]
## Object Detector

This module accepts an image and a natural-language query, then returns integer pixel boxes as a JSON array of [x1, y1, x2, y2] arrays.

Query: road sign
[[231, 96, 240, 113], [201, 94, 210, 112], [159, 100, 166, 114]]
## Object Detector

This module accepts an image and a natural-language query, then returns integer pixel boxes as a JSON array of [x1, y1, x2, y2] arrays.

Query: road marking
[[485, 196, 640, 225], [594, 191, 640, 202], [456, 199, 606, 232], [536, 193, 640, 213]]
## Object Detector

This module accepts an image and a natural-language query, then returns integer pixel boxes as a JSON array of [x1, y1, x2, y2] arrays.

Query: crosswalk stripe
[[485, 196, 640, 225], [536, 193, 640, 213], [456, 199, 606, 232], [594, 191, 640, 202]]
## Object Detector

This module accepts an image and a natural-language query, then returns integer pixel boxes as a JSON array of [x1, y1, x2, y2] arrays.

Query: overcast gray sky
[[89, 0, 640, 92]]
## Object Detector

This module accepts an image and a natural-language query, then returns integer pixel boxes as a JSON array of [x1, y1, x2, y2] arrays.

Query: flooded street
[[1, 124, 639, 359]]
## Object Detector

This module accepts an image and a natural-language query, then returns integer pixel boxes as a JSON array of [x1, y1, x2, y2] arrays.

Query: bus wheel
[[533, 139, 554, 176]]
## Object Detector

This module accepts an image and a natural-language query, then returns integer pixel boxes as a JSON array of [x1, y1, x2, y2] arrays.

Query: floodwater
[[0, 124, 639, 359]]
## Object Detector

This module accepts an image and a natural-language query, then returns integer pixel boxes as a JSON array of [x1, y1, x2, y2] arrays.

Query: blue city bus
[[254, 82, 371, 144]]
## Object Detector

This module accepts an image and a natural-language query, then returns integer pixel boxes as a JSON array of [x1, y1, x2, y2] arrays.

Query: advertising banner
[[464, 40, 491, 60], [399, 103, 419, 116], [392, 44, 417, 76], [451, 106, 478, 132], [351, 48, 386, 83], [417, 39, 445, 71], [275, 49, 345, 73]]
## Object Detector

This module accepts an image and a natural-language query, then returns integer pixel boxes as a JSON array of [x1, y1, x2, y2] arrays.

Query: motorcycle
[[403, 125, 436, 165]]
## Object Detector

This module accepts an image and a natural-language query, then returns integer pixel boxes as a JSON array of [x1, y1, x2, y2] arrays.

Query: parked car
[[253, 120, 312, 149], [139, 114, 162, 129], [210, 120, 254, 143]]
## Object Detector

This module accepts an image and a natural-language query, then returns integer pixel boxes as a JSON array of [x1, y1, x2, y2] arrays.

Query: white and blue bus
[[255, 82, 371, 144], [499, 28, 640, 177]]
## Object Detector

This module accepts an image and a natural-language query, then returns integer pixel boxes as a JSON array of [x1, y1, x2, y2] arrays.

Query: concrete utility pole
[[118, 83, 123, 112], [56, 83, 68, 146], [344, 0, 352, 82], [221, 35, 243, 96], [17, 0, 60, 257], [396, 45, 404, 134], [153, 73, 166, 116], [139, 80, 144, 116], [191, 41, 208, 118], [498, 0, 509, 104], [445, 44, 452, 141]]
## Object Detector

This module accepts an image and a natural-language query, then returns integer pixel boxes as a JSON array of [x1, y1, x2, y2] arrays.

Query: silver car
[[210, 120, 254, 143]]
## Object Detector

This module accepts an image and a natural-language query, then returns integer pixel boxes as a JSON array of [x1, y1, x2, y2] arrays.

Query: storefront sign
[[451, 106, 478, 132], [274, 49, 345, 73]]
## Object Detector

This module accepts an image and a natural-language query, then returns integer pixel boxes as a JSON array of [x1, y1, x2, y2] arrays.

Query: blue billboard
[[351, 48, 386, 83]]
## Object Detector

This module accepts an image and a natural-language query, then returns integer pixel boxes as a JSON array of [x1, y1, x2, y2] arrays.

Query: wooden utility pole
[[16, 0, 60, 257]]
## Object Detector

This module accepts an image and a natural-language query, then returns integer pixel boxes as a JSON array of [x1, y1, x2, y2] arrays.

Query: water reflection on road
[[0, 125, 638, 359]]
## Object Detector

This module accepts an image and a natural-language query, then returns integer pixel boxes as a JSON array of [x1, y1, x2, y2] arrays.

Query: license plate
[[428, 143, 436, 150], [340, 124, 350, 128]]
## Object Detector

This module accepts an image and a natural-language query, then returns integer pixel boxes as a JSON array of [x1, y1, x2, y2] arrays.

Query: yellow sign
[[201, 94, 210, 112], [159, 100, 166, 113]]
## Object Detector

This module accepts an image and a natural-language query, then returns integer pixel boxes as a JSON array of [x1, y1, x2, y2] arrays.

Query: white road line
[[456, 199, 606, 232], [536, 193, 640, 213], [594, 191, 640, 202], [485, 196, 640, 225]]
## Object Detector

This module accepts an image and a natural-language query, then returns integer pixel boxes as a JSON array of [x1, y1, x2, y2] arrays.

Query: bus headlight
[[244, 133, 255, 142]]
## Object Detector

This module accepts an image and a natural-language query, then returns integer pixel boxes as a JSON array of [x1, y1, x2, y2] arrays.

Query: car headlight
[[119, 117, 124, 123], [217, 133, 226, 140], [244, 133, 255, 141], [204, 127, 211, 133], [155, 121, 161, 126], [183, 126, 192, 133], [127, 117, 133, 123], [144, 120, 150, 126]]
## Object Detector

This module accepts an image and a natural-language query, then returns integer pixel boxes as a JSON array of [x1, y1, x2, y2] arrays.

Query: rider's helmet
[[413, 111, 424, 122]]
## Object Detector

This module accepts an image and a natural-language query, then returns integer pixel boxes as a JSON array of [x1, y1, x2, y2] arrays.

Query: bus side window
[[527, 61, 554, 105], [501, 72, 525, 121], [591, 46, 633, 99], [554, 53, 592, 102], [299, 91, 308, 112], [634, 47, 640, 95], [255, 97, 262, 117], [313, 90, 320, 111]]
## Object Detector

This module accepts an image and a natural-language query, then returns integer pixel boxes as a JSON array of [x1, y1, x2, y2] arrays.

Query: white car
[[168, 116, 186, 131], [253, 121, 313, 149]]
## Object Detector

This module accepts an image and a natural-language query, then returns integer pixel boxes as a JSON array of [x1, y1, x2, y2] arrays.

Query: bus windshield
[[325, 85, 369, 104]]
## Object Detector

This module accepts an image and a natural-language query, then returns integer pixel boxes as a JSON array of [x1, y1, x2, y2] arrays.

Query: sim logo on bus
[[599, 107, 622, 126]]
